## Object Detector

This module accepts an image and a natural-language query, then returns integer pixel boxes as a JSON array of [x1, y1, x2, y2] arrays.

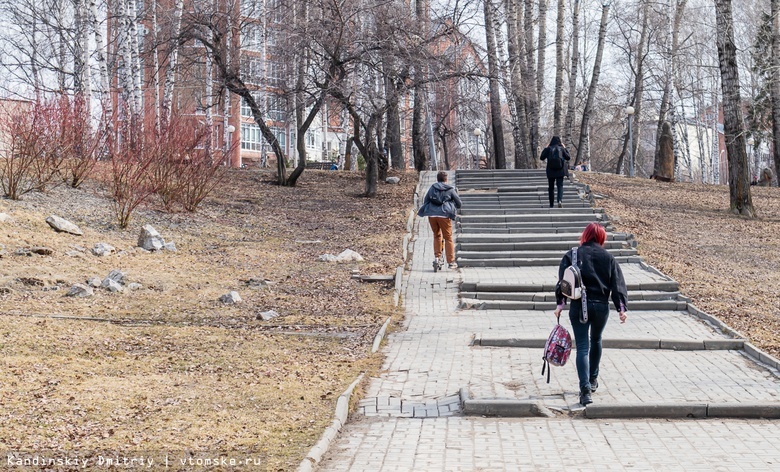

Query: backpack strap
[[573, 247, 589, 323]]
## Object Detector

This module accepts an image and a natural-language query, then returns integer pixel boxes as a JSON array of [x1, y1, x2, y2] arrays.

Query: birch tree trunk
[[116, 0, 134, 118], [89, 0, 114, 149], [772, 0, 780, 184], [563, 0, 580, 149], [524, 0, 539, 158], [412, 0, 429, 171], [653, 0, 686, 179], [575, 2, 609, 166], [715, 0, 755, 216], [205, 49, 214, 162], [615, 1, 648, 175], [152, 0, 161, 134], [73, 0, 92, 101], [484, 0, 507, 169], [506, 0, 530, 166], [161, 0, 184, 128], [552, 0, 564, 135], [127, 0, 143, 124], [222, 8, 232, 158]]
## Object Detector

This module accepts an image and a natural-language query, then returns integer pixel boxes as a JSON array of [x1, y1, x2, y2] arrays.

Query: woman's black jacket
[[556, 241, 628, 311]]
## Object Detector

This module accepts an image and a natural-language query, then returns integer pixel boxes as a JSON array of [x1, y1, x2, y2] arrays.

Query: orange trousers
[[429, 217, 455, 263]]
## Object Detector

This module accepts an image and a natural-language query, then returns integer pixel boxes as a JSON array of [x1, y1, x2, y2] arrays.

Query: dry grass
[[579, 173, 780, 358], [0, 169, 416, 470]]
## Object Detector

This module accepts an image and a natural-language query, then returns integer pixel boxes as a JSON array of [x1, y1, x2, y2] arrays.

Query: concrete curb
[[372, 317, 392, 353], [297, 373, 365, 472], [475, 337, 746, 350], [458, 388, 554, 418], [393, 266, 404, 307], [585, 402, 780, 419], [687, 303, 780, 371]]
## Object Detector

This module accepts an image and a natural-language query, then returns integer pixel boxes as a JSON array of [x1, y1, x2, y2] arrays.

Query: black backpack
[[429, 188, 448, 205], [548, 147, 564, 171]]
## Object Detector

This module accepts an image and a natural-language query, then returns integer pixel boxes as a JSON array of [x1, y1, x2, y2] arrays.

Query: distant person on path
[[540, 136, 571, 208], [554, 222, 629, 406], [417, 171, 462, 269]]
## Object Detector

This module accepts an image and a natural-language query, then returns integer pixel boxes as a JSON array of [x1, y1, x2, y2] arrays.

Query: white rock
[[336, 249, 364, 262], [91, 243, 116, 257], [219, 291, 242, 304], [385, 177, 401, 184], [101, 278, 123, 292], [106, 270, 127, 284], [257, 310, 280, 321], [138, 225, 165, 251], [66, 284, 94, 298], [0, 213, 12, 223], [163, 242, 177, 252], [45, 215, 83, 236], [87, 276, 102, 288], [127, 282, 143, 291], [318, 254, 339, 262]]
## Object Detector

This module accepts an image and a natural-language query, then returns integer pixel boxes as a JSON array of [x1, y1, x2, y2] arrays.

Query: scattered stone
[[45, 215, 83, 236], [0, 213, 13, 223], [0, 287, 13, 295], [295, 240, 323, 244], [385, 177, 401, 184], [14, 248, 32, 257], [106, 270, 127, 284], [92, 243, 116, 257], [163, 242, 177, 252], [30, 247, 54, 256], [219, 291, 242, 304], [101, 278, 123, 292], [66, 284, 94, 298], [127, 282, 143, 291], [244, 278, 271, 290], [18, 277, 45, 286], [257, 310, 280, 321], [318, 249, 364, 263], [357, 274, 395, 282], [138, 225, 165, 251], [87, 276, 102, 288]]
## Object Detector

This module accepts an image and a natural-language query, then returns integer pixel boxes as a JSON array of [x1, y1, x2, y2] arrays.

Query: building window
[[266, 95, 285, 121], [240, 57, 264, 85], [242, 23, 264, 51], [267, 59, 285, 88], [305, 131, 315, 149], [241, 123, 263, 151], [241, 92, 263, 117], [270, 127, 286, 149]]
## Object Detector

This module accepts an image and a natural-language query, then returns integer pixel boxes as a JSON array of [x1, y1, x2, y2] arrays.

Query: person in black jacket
[[417, 171, 462, 269], [539, 136, 571, 208], [554, 222, 628, 406]]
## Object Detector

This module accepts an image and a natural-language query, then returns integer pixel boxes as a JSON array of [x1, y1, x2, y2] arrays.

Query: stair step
[[459, 280, 680, 293], [457, 232, 625, 243], [457, 248, 638, 259], [457, 240, 628, 251], [460, 299, 688, 311], [456, 255, 644, 267], [459, 290, 681, 302]]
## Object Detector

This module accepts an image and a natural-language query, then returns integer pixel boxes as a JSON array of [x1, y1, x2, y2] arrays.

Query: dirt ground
[[578, 172, 780, 359], [0, 169, 417, 470]]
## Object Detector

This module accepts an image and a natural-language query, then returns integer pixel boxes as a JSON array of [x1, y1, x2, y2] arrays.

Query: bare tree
[[715, 0, 755, 216], [563, 0, 580, 149], [552, 0, 565, 135], [772, 0, 780, 184], [575, 1, 610, 166], [483, 0, 507, 168]]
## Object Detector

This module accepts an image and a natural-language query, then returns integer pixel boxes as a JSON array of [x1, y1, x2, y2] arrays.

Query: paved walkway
[[319, 171, 780, 471]]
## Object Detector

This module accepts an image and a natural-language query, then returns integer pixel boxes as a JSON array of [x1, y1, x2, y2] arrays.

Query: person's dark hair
[[580, 222, 607, 246], [549, 136, 562, 147], [437, 171, 448, 182]]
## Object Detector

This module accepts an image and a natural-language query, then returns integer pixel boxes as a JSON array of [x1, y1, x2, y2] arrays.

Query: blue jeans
[[568, 299, 610, 392], [548, 176, 564, 206]]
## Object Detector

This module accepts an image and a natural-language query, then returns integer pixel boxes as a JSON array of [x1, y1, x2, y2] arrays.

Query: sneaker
[[589, 377, 598, 393], [557, 202, 563, 208], [580, 390, 593, 406], [448, 262, 458, 269]]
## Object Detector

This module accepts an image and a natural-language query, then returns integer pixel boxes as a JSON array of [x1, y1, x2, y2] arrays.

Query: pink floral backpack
[[541, 320, 572, 383]]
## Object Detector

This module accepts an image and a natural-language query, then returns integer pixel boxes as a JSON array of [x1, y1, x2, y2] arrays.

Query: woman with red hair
[[554, 222, 628, 406]]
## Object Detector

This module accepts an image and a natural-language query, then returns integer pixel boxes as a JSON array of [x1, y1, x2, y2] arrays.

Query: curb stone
[[585, 402, 780, 419], [393, 266, 404, 307], [297, 374, 365, 472], [372, 317, 392, 354], [475, 337, 746, 350]]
